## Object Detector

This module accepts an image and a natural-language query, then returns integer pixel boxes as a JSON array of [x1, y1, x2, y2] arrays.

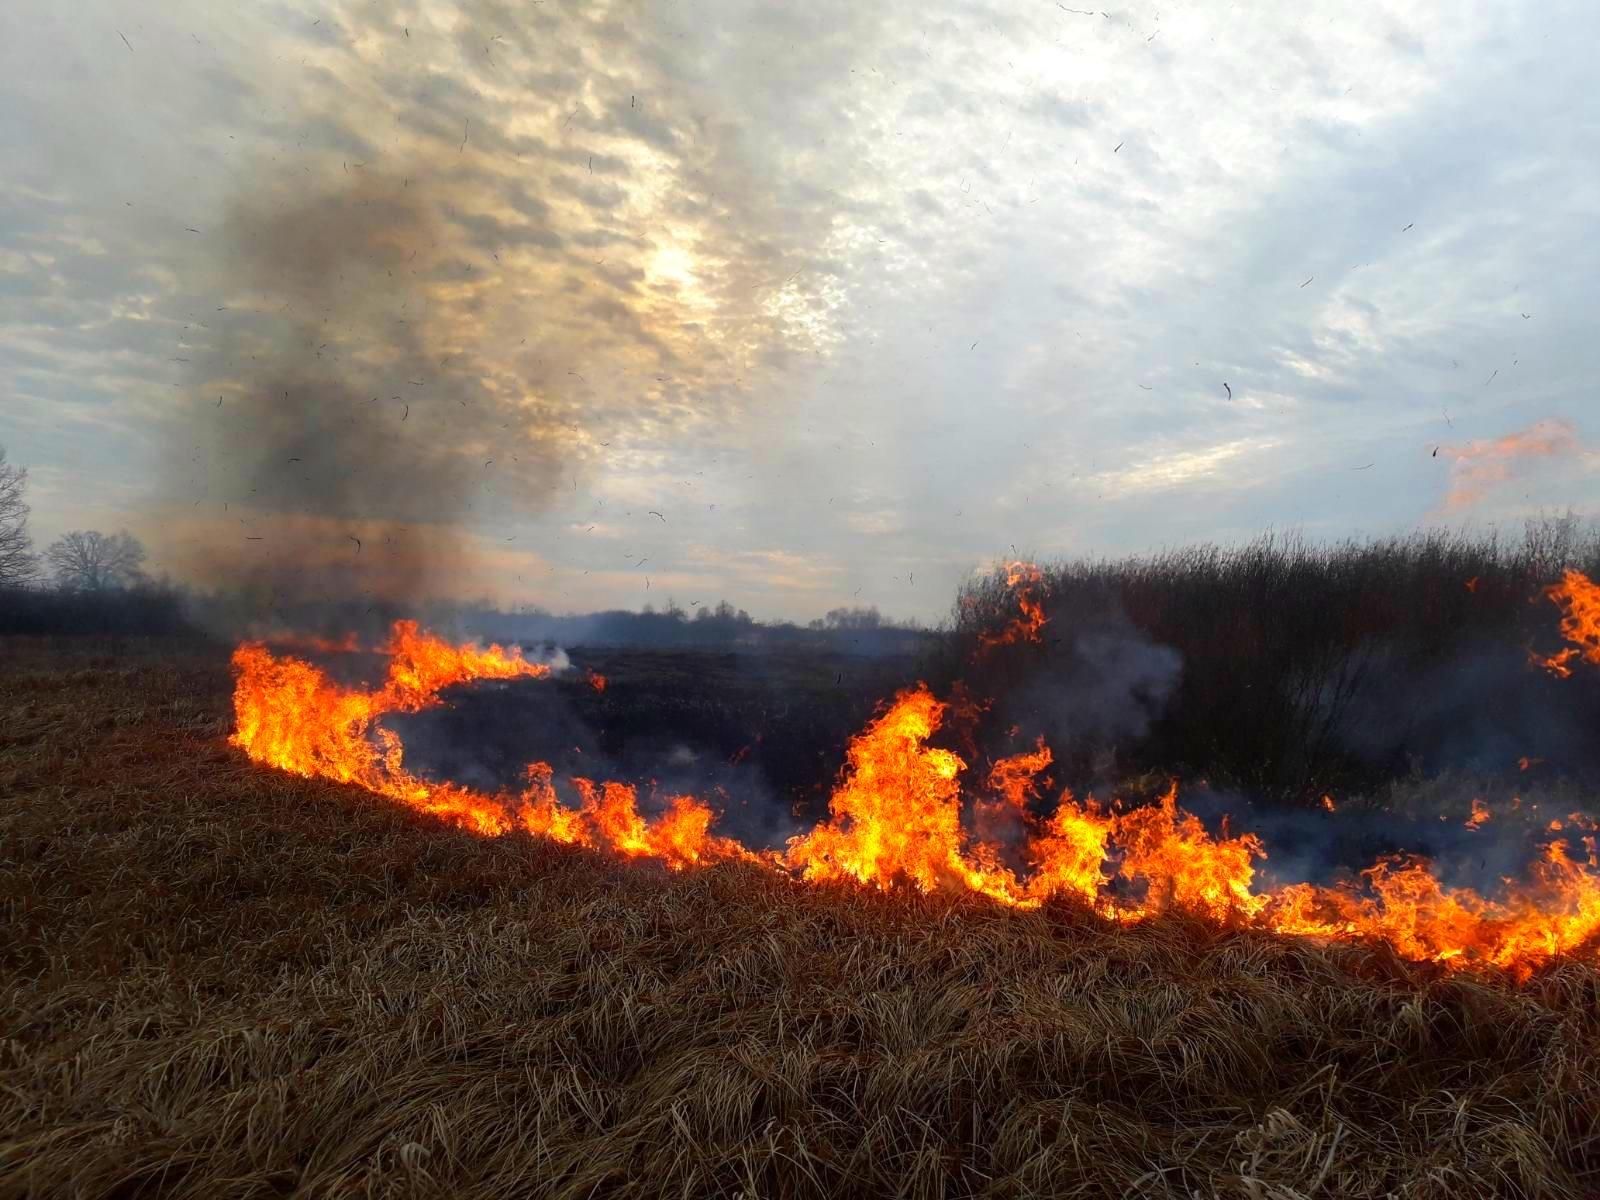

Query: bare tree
[[0, 446, 38, 586], [823, 605, 884, 631], [45, 530, 148, 592]]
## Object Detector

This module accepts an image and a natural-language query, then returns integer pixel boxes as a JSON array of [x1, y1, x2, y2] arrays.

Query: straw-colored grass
[[2, 639, 1598, 1198]]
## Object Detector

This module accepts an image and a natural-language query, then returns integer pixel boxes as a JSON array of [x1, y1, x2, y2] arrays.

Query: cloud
[[3, 0, 1600, 621], [129, 0, 906, 602]]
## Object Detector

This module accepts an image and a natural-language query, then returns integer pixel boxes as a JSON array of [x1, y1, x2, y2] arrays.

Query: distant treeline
[[0, 583, 930, 656], [450, 600, 931, 656], [0, 583, 197, 638]]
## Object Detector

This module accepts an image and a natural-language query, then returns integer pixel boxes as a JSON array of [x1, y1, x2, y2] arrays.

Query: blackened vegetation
[[943, 522, 1600, 805], [395, 648, 919, 844], [462, 599, 930, 656]]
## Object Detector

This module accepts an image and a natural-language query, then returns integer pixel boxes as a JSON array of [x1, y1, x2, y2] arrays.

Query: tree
[[45, 530, 148, 592], [0, 446, 37, 586], [823, 605, 883, 631]]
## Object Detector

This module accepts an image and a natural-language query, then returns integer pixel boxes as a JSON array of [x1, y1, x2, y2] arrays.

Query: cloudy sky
[[3, 0, 1597, 621]]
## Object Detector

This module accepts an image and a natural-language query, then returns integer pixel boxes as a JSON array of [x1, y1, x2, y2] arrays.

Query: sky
[[2, 0, 1598, 623]]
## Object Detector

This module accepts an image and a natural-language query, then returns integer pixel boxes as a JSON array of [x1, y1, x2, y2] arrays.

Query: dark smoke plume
[[163, 161, 570, 617]]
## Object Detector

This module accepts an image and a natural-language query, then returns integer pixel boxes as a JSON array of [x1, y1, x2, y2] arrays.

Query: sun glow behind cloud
[[1, 0, 1598, 619]]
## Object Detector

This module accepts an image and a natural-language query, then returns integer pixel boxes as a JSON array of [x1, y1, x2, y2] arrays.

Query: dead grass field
[[3, 639, 1599, 1199]]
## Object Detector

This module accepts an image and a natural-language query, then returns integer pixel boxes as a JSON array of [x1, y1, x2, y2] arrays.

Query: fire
[[231, 623, 747, 866], [783, 687, 1031, 906], [229, 615, 1600, 981], [1466, 798, 1492, 830], [1267, 845, 1600, 977], [1536, 568, 1600, 678], [230, 622, 552, 835], [1114, 784, 1268, 921], [1026, 790, 1113, 905], [587, 670, 608, 693], [980, 561, 1048, 648]]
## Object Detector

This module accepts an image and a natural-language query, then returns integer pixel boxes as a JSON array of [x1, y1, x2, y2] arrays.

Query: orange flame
[[1536, 569, 1600, 678], [587, 670, 608, 693], [1269, 844, 1600, 976], [783, 687, 1030, 906], [229, 623, 544, 836], [230, 618, 1600, 980], [979, 561, 1048, 649], [231, 623, 748, 865]]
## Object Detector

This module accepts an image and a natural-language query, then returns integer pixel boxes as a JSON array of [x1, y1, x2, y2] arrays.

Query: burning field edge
[[3, 637, 1600, 1198], [225, 567, 1600, 983]]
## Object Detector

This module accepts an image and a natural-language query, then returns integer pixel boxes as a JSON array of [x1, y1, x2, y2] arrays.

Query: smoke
[[1332, 633, 1600, 783], [127, 0, 919, 634], [1172, 783, 1580, 897], [998, 622, 1183, 763], [389, 666, 797, 849], [1438, 418, 1581, 512], [159, 160, 577, 616]]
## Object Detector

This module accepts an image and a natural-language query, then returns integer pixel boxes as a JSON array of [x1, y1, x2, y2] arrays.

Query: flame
[[1321, 794, 1337, 812], [1268, 845, 1600, 977], [1536, 569, 1600, 678], [1026, 789, 1113, 905], [231, 622, 748, 865], [229, 615, 1600, 981], [980, 561, 1048, 648], [1114, 784, 1268, 921], [782, 687, 1030, 906], [587, 670, 608, 693]]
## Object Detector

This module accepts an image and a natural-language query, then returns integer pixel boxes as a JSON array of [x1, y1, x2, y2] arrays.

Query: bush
[[942, 520, 1600, 801]]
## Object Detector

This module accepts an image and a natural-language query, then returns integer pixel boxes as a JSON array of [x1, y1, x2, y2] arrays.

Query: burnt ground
[[389, 645, 1591, 889], [390, 645, 924, 845]]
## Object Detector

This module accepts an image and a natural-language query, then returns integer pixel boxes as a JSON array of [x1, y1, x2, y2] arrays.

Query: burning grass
[[4, 640, 1600, 1197], [224, 609, 1600, 978]]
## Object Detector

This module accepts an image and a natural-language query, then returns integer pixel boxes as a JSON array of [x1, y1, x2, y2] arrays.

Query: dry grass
[[3, 639, 1599, 1199]]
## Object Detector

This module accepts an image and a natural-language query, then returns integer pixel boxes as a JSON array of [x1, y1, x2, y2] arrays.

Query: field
[[4, 637, 1600, 1199]]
